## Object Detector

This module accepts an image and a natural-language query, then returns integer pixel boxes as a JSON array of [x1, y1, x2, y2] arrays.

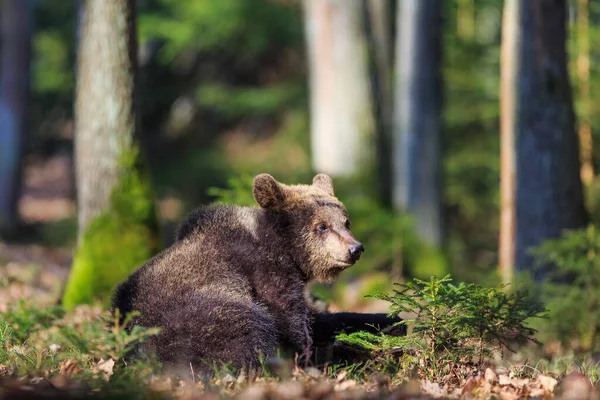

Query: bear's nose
[[349, 243, 364, 262]]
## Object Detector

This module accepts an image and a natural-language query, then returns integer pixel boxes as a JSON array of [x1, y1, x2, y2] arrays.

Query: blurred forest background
[[0, 0, 598, 338]]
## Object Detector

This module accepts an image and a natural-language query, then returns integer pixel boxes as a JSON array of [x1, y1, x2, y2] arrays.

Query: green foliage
[[207, 174, 256, 206], [63, 310, 161, 364], [534, 356, 600, 385], [442, 1, 502, 280], [568, 3, 600, 212], [0, 301, 63, 342], [0, 302, 160, 386], [337, 275, 545, 381], [27, 0, 600, 288], [530, 225, 600, 352], [39, 217, 78, 247], [139, 0, 302, 62], [63, 148, 160, 310], [33, 31, 72, 94], [338, 195, 448, 280], [197, 83, 305, 119], [32, 0, 75, 100]]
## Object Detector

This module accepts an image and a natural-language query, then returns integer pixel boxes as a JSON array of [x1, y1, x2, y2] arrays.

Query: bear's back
[[175, 204, 261, 242], [113, 204, 267, 319]]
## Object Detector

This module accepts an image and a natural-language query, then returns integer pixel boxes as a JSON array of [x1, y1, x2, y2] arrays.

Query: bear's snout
[[349, 243, 364, 262]]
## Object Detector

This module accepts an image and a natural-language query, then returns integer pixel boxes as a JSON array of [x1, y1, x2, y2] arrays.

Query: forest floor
[[0, 157, 598, 399], [1, 257, 592, 400]]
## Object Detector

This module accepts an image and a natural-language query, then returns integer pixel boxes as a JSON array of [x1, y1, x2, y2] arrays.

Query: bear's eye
[[345, 219, 351, 229], [317, 224, 329, 233]]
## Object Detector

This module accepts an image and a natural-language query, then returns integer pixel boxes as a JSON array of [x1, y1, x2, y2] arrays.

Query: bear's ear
[[253, 174, 287, 209], [312, 174, 334, 196]]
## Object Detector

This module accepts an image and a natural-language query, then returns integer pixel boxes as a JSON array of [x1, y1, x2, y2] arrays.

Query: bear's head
[[253, 173, 364, 282]]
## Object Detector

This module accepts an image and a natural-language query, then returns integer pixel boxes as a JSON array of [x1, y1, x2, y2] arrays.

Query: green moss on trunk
[[63, 149, 159, 310]]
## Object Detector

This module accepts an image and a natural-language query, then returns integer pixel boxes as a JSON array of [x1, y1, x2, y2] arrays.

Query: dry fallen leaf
[[149, 376, 173, 392], [58, 359, 81, 377], [538, 374, 558, 392], [48, 343, 61, 352], [234, 385, 268, 400], [485, 368, 498, 384], [499, 390, 520, 400], [91, 358, 115, 381], [498, 374, 512, 386], [0, 364, 11, 376], [307, 381, 334, 398], [529, 387, 547, 398], [219, 373, 235, 385], [513, 378, 530, 389], [304, 367, 322, 380], [421, 380, 447, 398], [272, 381, 304, 400], [335, 370, 347, 383], [335, 379, 358, 391]]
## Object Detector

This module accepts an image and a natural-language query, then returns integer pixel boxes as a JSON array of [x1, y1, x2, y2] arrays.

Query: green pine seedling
[[337, 275, 546, 381]]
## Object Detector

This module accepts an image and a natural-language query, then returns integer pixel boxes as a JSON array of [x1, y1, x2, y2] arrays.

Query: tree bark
[[499, 0, 520, 285], [0, 0, 33, 234], [392, 0, 443, 247], [500, 0, 587, 280], [577, 0, 593, 187], [64, 0, 158, 309], [75, 0, 137, 235], [303, 0, 375, 178]]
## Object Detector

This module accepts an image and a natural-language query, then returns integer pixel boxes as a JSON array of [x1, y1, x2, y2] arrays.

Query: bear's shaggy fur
[[112, 174, 399, 372]]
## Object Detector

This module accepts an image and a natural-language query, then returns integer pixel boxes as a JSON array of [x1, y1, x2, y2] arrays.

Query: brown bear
[[112, 173, 401, 372]]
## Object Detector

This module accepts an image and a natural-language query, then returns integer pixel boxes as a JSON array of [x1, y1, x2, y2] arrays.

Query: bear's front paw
[[297, 326, 313, 366], [297, 346, 312, 367]]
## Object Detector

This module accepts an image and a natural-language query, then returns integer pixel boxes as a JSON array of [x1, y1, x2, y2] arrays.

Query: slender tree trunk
[[500, 0, 587, 280], [0, 0, 33, 234], [577, 0, 593, 187], [499, 0, 520, 285], [303, 0, 375, 178], [64, 0, 158, 309], [392, 0, 443, 247]]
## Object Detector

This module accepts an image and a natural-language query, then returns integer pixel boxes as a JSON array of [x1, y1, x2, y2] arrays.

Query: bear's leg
[[139, 293, 278, 376]]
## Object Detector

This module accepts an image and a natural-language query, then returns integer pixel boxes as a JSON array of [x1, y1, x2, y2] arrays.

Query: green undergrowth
[[0, 283, 598, 396], [527, 225, 600, 353], [506, 351, 600, 386], [63, 148, 160, 310], [337, 275, 547, 382], [0, 299, 404, 395], [0, 301, 161, 396]]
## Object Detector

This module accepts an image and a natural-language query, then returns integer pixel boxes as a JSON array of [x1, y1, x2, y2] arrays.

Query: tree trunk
[[392, 0, 443, 247], [500, 0, 587, 280], [64, 0, 159, 309], [499, 0, 520, 285], [303, 0, 375, 178], [577, 0, 593, 187], [0, 0, 33, 234]]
